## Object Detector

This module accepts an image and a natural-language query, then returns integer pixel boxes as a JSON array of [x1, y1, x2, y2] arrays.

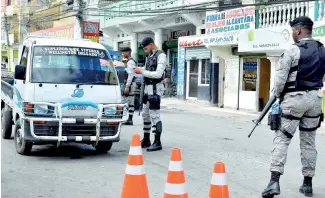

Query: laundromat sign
[[206, 6, 255, 35], [178, 37, 204, 47]]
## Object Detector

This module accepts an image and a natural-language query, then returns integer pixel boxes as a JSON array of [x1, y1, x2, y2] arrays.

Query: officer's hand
[[124, 87, 129, 95], [134, 67, 143, 74]]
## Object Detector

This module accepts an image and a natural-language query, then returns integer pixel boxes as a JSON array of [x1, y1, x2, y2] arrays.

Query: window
[[20, 46, 29, 66], [31, 46, 117, 85], [200, 59, 210, 85], [242, 58, 257, 91]]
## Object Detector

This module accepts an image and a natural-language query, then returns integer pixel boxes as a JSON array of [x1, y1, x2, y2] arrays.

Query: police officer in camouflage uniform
[[262, 16, 325, 198], [121, 47, 137, 125], [134, 37, 166, 152]]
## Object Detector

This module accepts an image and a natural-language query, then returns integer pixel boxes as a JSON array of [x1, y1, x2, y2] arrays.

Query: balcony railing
[[314, 0, 325, 22], [256, 1, 309, 28]]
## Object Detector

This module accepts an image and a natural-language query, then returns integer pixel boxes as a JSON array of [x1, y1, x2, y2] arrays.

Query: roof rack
[[25, 35, 92, 42]]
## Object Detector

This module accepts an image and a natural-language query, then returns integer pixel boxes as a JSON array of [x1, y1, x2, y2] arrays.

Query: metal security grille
[[185, 47, 210, 61]]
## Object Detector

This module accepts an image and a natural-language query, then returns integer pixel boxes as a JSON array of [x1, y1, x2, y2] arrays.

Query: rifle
[[138, 81, 144, 115], [248, 95, 277, 138]]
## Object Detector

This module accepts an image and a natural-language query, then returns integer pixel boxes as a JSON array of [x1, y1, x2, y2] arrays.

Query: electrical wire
[[1, 0, 319, 34]]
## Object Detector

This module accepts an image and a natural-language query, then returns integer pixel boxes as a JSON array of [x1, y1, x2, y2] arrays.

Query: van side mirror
[[14, 65, 26, 80]]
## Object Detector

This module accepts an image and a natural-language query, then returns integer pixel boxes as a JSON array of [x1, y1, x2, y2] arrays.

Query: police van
[[1, 36, 128, 155]]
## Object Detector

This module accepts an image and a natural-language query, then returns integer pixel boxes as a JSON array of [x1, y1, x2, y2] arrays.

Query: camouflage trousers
[[122, 95, 134, 117], [270, 90, 322, 177], [142, 83, 164, 134]]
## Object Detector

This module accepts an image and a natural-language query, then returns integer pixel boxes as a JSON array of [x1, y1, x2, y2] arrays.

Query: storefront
[[238, 27, 293, 111], [177, 35, 211, 101], [165, 29, 194, 92], [204, 6, 256, 108]]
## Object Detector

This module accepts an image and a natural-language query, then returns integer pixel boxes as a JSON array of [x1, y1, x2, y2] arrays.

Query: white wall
[[210, 46, 240, 109], [138, 33, 155, 42]]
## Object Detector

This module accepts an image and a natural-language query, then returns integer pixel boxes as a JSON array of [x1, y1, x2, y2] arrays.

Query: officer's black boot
[[262, 171, 281, 198], [141, 133, 151, 148], [299, 176, 313, 197], [124, 115, 133, 125], [147, 121, 162, 152]]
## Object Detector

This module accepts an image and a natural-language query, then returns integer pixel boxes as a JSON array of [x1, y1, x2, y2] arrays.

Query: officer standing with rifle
[[134, 37, 166, 152], [261, 16, 325, 198], [120, 47, 137, 125]]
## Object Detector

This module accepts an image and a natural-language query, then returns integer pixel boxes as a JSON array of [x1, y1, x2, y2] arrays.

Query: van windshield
[[31, 46, 118, 85]]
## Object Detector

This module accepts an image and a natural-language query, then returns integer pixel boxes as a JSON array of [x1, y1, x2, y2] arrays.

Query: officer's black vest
[[144, 50, 165, 85], [283, 40, 325, 94]]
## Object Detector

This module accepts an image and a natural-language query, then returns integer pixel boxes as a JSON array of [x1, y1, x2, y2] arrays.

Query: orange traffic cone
[[121, 134, 149, 198], [163, 148, 188, 198], [208, 162, 229, 198]]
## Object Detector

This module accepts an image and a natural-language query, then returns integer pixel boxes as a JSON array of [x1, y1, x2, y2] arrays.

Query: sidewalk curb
[[160, 99, 325, 135]]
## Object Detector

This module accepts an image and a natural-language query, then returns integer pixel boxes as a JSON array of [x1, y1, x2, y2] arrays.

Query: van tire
[[94, 142, 113, 153], [2, 108, 13, 139], [14, 119, 33, 155]]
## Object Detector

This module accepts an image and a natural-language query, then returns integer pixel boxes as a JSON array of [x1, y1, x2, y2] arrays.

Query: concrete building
[[201, 0, 325, 112], [1, 0, 21, 72], [98, 0, 210, 98]]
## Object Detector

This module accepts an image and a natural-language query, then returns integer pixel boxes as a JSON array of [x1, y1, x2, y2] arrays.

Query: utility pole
[[3, 13, 10, 46], [72, 0, 83, 39], [19, 1, 24, 43]]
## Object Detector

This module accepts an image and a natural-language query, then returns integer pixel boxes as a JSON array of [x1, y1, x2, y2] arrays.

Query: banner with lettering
[[30, 24, 74, 38], [206, 6, 255, 35], [82, 21, 100, 43]]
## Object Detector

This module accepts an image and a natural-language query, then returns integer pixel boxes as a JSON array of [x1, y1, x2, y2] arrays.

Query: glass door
[[187, 60, 199, 98]]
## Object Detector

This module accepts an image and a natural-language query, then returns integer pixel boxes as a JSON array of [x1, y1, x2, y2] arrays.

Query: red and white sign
[[82, 21, 100, 43], [178, 36, 204, 48]]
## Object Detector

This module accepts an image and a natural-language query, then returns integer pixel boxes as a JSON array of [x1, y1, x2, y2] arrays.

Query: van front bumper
[[20, 102, 128, 145]]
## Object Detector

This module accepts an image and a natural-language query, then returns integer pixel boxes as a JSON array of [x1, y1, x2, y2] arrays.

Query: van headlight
[[103, 107, 117, 116], [34, 104, 49, 114], [24, 103, 54, 116]]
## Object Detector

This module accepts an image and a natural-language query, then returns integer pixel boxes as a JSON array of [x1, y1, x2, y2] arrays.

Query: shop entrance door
[[171, 52, 178, 83], [258, 58, 271, 111], [186, 59, 199, 99]]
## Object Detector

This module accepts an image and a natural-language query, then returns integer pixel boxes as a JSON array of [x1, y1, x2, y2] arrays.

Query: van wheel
[[94, 142, 113, 153], [14, 119, 33, 155], [2, 108, 13, 139]]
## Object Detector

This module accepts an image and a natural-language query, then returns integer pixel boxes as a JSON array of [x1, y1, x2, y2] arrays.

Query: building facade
[[98, 0, 210, 97], [236, 0, 325, 111]]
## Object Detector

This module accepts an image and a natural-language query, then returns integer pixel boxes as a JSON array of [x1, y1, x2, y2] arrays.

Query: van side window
[[20, 46, 29, 66]]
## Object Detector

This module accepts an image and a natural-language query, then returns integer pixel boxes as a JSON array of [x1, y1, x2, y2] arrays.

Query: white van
[[1, 36, 128, 155]]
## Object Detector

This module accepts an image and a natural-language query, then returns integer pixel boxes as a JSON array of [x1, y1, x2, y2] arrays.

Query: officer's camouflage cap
[[141, 37, 154, 48], [120, 47, 132, 52], [290, 16, 314, 27]]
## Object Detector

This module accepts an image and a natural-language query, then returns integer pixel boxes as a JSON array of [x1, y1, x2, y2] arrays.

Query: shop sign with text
[[204, 32, 238, 46], [313, 25, 325, 38], [30, 24, 74, 38], [238, 28, 293, 52], [83, 21, 100, 43], [170, 30, 189, 40], [178, 36, 204, 48], [206, 6, 255, 36]]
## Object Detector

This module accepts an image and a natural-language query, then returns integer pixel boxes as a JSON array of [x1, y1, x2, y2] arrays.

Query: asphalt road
[[2, 109, 325, 198]]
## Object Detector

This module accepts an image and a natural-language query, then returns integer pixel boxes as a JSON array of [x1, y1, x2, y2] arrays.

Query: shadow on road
[[26, 143, 118, 159]]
